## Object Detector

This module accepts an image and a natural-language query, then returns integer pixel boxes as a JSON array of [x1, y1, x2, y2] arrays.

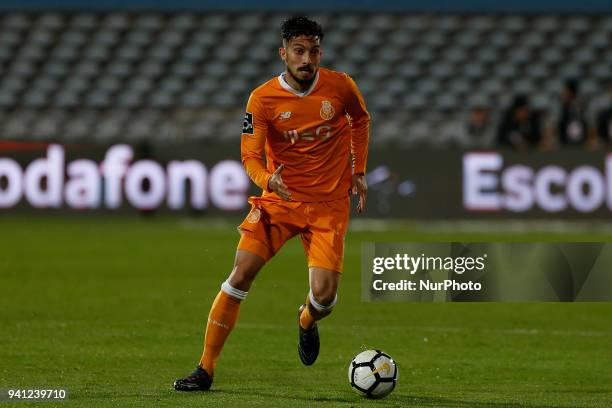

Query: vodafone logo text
[[463, 152, 612, 213], [0, 144, 249, 211]]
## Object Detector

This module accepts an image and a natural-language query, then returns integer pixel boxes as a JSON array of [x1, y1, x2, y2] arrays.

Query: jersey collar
[[278, 70, 320, 97]]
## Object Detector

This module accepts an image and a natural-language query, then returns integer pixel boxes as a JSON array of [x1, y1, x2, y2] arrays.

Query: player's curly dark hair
[[281, 16, 324, 43]]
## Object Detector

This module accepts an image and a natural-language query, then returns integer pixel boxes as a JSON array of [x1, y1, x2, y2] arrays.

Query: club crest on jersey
[[247, 208, 261, 223], [320, 100, 335, 120], [279, 111, 292, 120], [242, 112, 254, 135]]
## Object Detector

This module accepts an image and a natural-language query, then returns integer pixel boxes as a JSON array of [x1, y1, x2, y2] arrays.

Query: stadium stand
[[0, 12, 610, 145]]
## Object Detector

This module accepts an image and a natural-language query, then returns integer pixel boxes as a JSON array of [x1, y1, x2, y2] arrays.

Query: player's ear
[[279, 47, 286, 62]]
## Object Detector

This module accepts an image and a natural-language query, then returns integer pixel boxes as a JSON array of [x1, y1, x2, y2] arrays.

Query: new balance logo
[[279, 111, 292, 120]]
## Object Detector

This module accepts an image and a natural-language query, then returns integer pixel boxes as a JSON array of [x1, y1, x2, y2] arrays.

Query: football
[[348, 349, 398, 398]]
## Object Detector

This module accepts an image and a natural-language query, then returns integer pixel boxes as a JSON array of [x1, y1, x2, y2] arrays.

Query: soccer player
[[174, 16, 369, 391]]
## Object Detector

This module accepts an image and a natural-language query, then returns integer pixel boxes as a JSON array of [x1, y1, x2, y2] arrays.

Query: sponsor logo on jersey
[[320, 100, 335, 120], [283, 125, 332, 144], [279, 111, 292, 120], [242, 112, 254, 134]]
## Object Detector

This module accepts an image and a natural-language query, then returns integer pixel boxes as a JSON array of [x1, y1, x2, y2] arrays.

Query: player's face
[[280, 35, 322, 85]]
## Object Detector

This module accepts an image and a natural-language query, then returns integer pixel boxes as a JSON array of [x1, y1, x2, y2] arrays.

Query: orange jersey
[[241, 67, 370, 202]]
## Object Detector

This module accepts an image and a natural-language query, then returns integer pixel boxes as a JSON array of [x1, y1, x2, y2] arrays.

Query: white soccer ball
[[348, 349, 398, 399]]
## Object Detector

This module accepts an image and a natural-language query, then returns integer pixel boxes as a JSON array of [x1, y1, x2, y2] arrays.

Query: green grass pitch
[[1, 216, 611, 407]]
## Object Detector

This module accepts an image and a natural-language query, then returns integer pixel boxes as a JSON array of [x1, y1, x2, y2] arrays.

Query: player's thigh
[[238, 200, 300, 262], [300, 198, 350, 274]]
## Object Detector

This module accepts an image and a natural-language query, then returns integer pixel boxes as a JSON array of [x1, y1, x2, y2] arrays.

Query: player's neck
[[283, 70, 314, 93]]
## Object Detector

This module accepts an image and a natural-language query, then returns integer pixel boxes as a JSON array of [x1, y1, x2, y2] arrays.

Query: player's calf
[[297, 304, 320, 366], [303, 289, 337, 327], [174, 277, 250, 392], [297, 291, 337, 366]]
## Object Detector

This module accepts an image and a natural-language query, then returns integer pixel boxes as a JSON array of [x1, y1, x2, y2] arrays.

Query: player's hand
[[269, 164, 292, 201], [351, 174, 367, 214]]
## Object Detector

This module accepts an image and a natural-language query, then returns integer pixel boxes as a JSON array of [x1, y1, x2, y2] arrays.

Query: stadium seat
[[116, 91, 145, 109], [3, 13, 31, 30], [72, 13, 98, 30], [0, 90, 17, 107], [4, 111, 35, 139], [468, 16, 495, 32], [534, 15, 561, 32], [0, 11, 610, 147], [55, 91, 82, 108]]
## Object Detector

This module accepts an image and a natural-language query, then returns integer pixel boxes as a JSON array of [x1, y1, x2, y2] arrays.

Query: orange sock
[[199, 290, 242, 376], [300, 292, 337, 329], [299, 302, 316, 330]]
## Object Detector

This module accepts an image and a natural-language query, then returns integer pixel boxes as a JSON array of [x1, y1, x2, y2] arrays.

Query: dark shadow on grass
[[209, 388, 566, 408], [82, 388, 578, 408], [210, 388, 352, 404], [398, 395, 573, 408]]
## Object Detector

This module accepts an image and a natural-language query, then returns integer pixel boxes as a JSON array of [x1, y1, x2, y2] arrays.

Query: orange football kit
[[237, 67, 370, 273], [180, 67, 370, 382]]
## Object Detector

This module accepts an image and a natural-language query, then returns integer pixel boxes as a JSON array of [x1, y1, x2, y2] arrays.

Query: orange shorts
[[237, 196, 350, 273]]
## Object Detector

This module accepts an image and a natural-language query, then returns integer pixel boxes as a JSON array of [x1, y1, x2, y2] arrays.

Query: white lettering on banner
[[463, 152, 612, 213], [210, 160, 249, 210], [102, 144, 132, 209], [0, 144, 249, 211], [463, 152, 502, 210], [502, 165, 533, 212], [125, 160, 167, 209], [0, 158, 23, 208], [607, 153, 612, 209], [65, 159, 100, 209], [567, 166, 605, 213], [167, 161, 207, 210], [24, 144, 64, 208], [533, 166, 567, 212]]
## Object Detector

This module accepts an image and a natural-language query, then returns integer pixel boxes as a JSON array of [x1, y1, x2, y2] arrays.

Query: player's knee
[[228, 250, 265, 291], [310, 288, 337, 310], [228, 264, 258, 291], [310, 278, 338, 307]]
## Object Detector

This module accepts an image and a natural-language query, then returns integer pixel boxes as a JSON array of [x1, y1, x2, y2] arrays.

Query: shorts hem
[[307, 263, 343, 274], [237, 234, 274, 262]]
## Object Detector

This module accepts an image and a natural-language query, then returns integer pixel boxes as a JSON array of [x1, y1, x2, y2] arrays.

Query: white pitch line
[[236, 323, 610, 337], [178, 218, 237, 231], [177, 217, 612, 235], [349, 218, 612, 234]]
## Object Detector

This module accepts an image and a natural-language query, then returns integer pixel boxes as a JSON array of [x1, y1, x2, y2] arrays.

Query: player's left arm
[[344, 74, 370, 213]]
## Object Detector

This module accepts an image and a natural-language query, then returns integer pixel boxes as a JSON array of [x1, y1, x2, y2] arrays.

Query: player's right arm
[[241, 93, 273, 192], [241, 93, 291, 199]]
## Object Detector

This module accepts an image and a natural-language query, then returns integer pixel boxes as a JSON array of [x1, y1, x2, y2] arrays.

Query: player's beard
[[288, 66, 317, 87]]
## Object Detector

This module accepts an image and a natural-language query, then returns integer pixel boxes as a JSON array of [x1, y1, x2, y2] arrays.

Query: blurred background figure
[[588, 78, 612, 145], [439, 96, 495, 149], [497, 95, 542, 149], [547, 79, 590, 147]]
